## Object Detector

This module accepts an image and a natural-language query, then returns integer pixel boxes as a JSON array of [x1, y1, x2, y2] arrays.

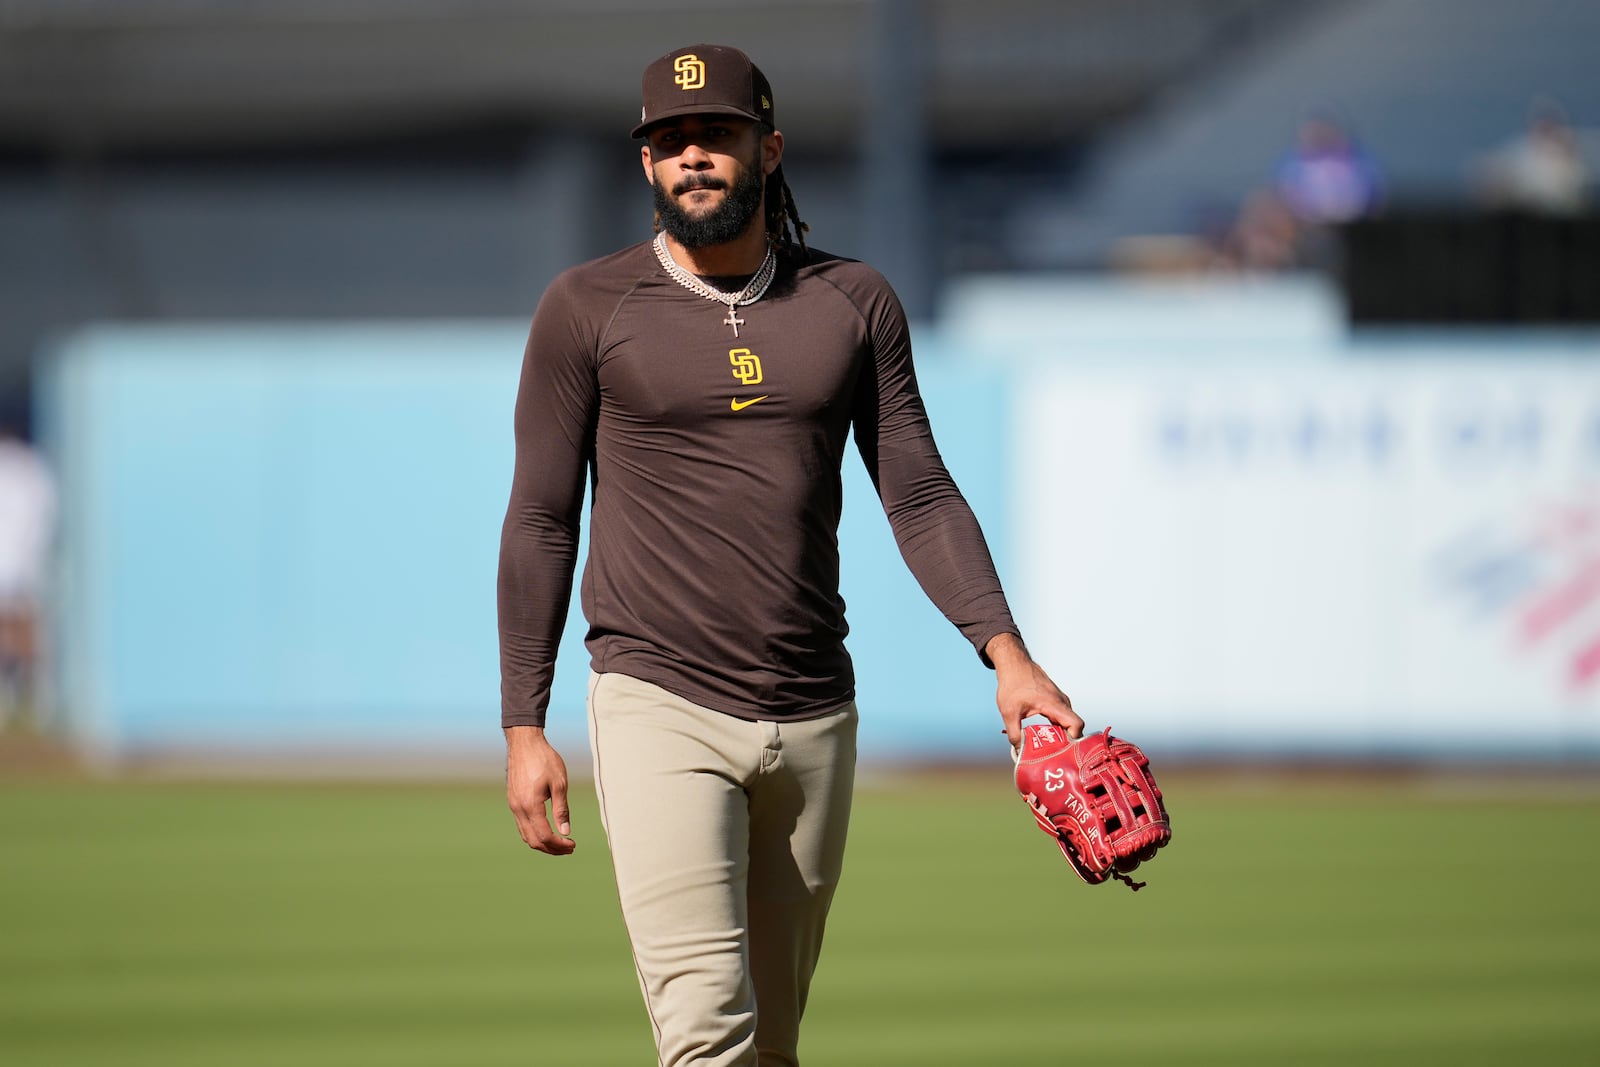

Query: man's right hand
[[505, 725, 576, 855]]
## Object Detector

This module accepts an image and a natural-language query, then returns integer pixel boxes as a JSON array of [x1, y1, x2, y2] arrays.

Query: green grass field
[[2, 769, 1597, 1066]]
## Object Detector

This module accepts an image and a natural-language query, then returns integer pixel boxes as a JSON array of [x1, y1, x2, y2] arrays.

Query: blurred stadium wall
[[37, 282, 1600, 765], [5, 0, 1598, 767]]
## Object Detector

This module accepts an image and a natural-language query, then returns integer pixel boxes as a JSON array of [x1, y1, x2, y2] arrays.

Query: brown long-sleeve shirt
[[498, 241, 1017, 728]]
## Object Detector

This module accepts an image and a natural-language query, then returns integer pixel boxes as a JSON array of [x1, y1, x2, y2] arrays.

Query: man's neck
[[660, 225, 769, 277]]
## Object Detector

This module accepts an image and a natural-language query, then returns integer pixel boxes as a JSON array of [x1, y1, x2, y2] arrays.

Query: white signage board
[[1015, 358, 1600, 755]]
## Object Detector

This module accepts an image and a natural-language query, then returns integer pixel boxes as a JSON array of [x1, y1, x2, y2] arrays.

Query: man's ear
[[640, 144, 656, 184], [762, 130, 784, 178]]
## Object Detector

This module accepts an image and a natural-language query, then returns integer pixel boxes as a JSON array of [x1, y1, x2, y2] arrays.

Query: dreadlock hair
[[763, 164, 809, 256], [758, 123, 809, 256]]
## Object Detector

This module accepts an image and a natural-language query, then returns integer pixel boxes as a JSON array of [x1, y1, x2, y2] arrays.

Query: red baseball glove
[[1014, 724, 1172, 890]]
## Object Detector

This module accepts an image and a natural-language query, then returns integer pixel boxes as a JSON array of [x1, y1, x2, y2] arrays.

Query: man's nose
[[679, 142, 712, 168]]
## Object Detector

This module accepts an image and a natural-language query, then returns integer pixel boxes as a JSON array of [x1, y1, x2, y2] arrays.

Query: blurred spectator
[[0, 426, 57, 733], [1198, 116, 1384, 276], [1116, 189, 1307, 276], [1275, 115, 1383, 225], [1224, 188, 1304, 272], [1472, 101, 1592, 215]]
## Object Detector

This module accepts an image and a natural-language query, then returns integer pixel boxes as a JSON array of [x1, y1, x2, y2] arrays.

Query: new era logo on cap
[[631, 44, 774, 138]]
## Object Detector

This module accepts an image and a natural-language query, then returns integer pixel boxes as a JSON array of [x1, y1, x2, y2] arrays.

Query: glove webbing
[[1084, 743, 1163, 836], [1082, 744, 1160, 891]]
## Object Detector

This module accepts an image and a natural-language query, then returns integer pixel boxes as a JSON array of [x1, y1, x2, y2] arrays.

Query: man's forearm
[[497, 507, 580, 728]]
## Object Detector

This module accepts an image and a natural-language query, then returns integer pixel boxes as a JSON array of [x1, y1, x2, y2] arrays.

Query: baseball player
[[499, 44, 1083, 1067]]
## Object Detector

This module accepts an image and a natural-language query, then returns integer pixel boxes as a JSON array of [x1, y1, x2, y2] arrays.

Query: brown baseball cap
[[631, 44, 774, 139]]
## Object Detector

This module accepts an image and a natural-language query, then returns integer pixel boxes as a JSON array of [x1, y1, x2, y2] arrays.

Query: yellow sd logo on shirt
[[729, 348, 763, 385], [674, 55, 707, 91]]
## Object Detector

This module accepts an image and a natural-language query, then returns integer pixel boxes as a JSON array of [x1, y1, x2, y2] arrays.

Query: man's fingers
[[1052, 707, 1084, 739], [1050, 707, 1085, 740], [1048, 691, 1085, 739], [1010, 714, 1082, 743], [539, 825, 576, 856], [509, 789, 576, 856], [550, 782, 572, 839], [517, 805, 576, 855]]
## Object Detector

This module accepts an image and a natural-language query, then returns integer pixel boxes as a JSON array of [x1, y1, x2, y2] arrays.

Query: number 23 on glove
[[1014, 724, 1172, 891]]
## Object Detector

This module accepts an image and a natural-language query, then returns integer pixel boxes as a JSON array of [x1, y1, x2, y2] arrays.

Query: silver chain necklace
[[652, 232, 777, 338]]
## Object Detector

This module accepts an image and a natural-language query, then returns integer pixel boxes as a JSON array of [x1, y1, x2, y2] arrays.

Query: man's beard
[[653, 159, 767, 250]]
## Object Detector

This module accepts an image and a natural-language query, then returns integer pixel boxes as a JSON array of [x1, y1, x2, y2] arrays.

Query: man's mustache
[[673, 176, 728, 195]]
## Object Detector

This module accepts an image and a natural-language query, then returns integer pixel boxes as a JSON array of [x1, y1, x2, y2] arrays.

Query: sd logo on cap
[[632, 44, 774, 138]]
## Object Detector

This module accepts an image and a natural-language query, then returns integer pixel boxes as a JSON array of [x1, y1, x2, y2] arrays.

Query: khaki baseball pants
[[587, 672, 857, 1067]]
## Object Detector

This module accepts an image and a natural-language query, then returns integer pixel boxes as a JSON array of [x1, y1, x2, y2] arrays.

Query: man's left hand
[[985, 632, 1084, 747]]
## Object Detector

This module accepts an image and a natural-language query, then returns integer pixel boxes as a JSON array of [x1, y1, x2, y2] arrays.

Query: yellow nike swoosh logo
[[730, 395, 769, 412]]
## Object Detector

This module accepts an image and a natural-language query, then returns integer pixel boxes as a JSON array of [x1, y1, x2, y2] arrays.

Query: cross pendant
[[724, 305, 745, 337]]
